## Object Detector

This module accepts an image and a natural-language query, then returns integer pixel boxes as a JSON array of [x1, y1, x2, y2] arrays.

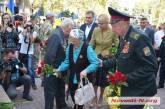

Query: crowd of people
[[0, 6, 165, 109]]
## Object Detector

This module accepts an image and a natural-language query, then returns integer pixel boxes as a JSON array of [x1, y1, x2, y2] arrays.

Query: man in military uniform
[[102, 7, 158, 109]]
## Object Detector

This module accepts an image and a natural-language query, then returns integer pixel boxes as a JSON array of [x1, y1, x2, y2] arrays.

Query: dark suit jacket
[[44, 27, 66, 68], [145, 28, 155, 45], [80, 22, 98, 43]]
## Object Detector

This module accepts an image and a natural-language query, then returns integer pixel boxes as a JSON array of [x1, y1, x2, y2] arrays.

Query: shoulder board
[[129, 32, 140, 40]]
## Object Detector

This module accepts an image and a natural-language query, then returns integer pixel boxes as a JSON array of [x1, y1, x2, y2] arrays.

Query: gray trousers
[[44, 75, 67, 109], [6, 75, 31, 99]]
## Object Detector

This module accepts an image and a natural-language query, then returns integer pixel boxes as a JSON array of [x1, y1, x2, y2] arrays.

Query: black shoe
[[23, 95, 33, 101], [157, 85, 164, 89], [32, 84, 37, 90], [59, 106, 72, 109]]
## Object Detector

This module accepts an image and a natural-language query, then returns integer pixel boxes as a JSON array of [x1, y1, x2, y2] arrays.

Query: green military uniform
[[104, 7, 158, 109], [104, 25, 158, 96], [104, 25, 158, 109], [119, 26, 157, 96]]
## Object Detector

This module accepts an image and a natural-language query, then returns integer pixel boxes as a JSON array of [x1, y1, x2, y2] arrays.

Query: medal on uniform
[[143, 47, 151, 56], [121, 42, 130, 53]]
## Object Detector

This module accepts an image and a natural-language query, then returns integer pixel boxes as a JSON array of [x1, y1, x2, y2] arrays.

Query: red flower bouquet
[[104, 70, 128, 109], [109, 70, 128, 87], [36, 60, 59, 77]]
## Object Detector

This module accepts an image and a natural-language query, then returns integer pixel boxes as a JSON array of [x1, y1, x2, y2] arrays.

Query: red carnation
[[44, 39, 48, 45], [109, 75, 117, 85], [40, 42, 43, 47], [37, 67, 42, 75], [40, 61, 45, 67], [109, 70, 127, 85]]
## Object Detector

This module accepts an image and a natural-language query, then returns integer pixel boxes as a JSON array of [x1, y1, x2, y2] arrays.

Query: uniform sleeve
[[102, 57, 116, 69], [58, 46, 70, 72], [85, 45, 99, 73], [126, 36, 158, 84]]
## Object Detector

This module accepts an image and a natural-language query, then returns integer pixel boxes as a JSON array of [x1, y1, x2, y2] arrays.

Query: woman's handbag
[[74, 77, 95, 105]]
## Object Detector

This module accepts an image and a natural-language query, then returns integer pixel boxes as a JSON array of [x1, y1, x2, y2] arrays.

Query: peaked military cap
[[108, 7, 133, 24]]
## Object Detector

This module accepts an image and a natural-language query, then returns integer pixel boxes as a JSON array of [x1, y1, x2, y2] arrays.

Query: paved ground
[[14, 78, 165, 109], [15, 78, 108, 109]]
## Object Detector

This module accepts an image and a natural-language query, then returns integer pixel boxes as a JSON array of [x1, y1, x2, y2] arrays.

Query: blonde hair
[[97, 14, 110, 23]]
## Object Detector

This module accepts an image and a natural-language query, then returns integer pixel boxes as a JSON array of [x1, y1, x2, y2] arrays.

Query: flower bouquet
[[36, 61, 59, 78], [104, 70, 128, 109]]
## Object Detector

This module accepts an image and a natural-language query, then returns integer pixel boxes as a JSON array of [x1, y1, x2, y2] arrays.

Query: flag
[[6, 0, 14, 15]]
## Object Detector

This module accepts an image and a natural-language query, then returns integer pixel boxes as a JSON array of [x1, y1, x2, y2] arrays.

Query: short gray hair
[[61, 18, 74, 28]]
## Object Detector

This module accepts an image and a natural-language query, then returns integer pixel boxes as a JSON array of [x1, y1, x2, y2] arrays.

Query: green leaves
[[42, 64, 55, 77], [110, 44, 118, 57], [0, 102, 14, 109]]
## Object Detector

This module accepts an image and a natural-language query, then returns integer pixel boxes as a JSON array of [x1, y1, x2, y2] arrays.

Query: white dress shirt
[[85, 23, 93, 39], [154, 30, 165, 49]]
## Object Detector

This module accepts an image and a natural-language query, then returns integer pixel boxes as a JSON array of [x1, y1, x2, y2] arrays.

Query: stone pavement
[[14, 78, 165, 109], [15, 78, 108, 109]]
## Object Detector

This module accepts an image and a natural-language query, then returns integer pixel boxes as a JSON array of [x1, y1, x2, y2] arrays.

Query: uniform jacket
[[103, 26, 158, 97]]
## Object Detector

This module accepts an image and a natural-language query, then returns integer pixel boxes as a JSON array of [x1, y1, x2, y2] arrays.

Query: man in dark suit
[[44, 18, 74, 109], [80, 10, 98, 43], [140, 17, 155, 46]]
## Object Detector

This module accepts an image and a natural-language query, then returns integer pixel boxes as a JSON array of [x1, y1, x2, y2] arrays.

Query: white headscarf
[[69, 29, 84, 40]]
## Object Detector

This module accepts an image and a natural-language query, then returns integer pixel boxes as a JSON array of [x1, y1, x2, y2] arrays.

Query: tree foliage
[[31, 0, 165, 26]]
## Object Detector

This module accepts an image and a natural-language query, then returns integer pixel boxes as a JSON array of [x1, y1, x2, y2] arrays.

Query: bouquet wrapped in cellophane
[[104, 70, 128, 109]]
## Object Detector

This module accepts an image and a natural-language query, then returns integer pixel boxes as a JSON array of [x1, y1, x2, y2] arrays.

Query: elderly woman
[[89, 14, 119, 107], [57, 29, 99, 109]]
